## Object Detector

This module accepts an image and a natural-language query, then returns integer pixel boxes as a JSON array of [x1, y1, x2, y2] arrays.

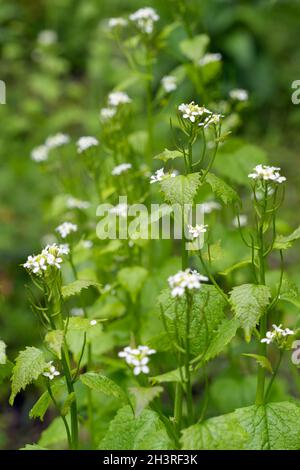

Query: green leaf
[[229, 284, 271, 342], [38, 416, 69, 447], [21, 444, 48, 450], [10, 347, 47, 405], [180, 34, 210, 62], [117, 266, 148, 302], [29, 380, 64, 421], [219, 259, 252, 277], [205, 172, 240, 205], [160, 173, 201, 206], [130, 386, 163, 417], [150, 367, 186, 384], [274, 225, 300, 250], [45, 330, 64, 359], [80, 372, 127, 403], [242, 354, 273, 373], [279, 278, 300, 308], [203, 318, 240, 362], [154, 148, 183, 163], [98, 405, 173, 450], [0, 340, 7, 365], [61, 279, 100, 299], [159, 284, 226, 357], [0, 360, 13, 384], [182, 401, 300, 449]]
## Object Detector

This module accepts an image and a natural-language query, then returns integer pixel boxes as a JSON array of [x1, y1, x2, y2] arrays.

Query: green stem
[[46, 382, 72, 449], [146, 47, 153, 162], [264, 351, 283, 402], [61, 346, 79, 449], [185, 294, 194, 423]]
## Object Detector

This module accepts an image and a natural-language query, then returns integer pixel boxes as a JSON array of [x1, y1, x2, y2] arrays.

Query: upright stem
[[146, 46, 153, 163], [185, 294, 194, 423]]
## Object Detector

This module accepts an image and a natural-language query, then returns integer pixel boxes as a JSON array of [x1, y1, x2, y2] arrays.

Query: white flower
[[23, 244, 67, 276], [45, 133, 70, 149], [178, 102, 212, 123], [71, 308, 84, 317], [100, 107, 117, 121], [111, 163, 132, 175], [76, 136, 99, 153], [82, 240, 93, 249], [261, 324, 294, 347], [110, 203, 128, 217], [108, 17, 128, 29], [56, 222, 78, 239], [232, 215, 248, 228], [248, 164, 286, 184], [198, 53, 222, 67], [150, 167, 177, 184], [58, 243, 70, 255], [118, 345, 156, 375], [229, 88, 248, 101], [200, 113, 224, 129], [90, 319, 97, 326], [202, 201, 221, 213], [37, 30, 57, 45], [188, 224, 208, 239], [43, 361, 60, 380], [31, 145, 49, 162], [161, 75, 177, 93], [168, 268, 208, 298], [129, 7, 159, 34], [66, 197, 90, 210], [108, 91, 131, 107]]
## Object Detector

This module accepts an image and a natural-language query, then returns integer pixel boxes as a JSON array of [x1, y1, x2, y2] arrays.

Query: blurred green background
[[0, 0, 300, 449]]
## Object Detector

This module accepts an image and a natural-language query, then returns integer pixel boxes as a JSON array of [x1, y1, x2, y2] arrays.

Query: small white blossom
[[37, 30, 57, 46], [168, 269, 208, 298], [129, 7, 159, 34], [150, 167, 177, 184], [178, 102, 212, 123], [248, 165, 286, 184], [161, 75, 177, 93], [56, 222, 78, 239], [229, 88, 248, 101], [198, 53, 222, 67], [200, 113, 223, 129], [232, 215, 248, 228], [261, 324, 294, 348], [202, 201, 221, 214], [31, 145, 49, 162], [71, 308, 84, 317], [111, 163, 132, 176], [108, 91, 131, 107], [90, 319, 97, 326], [76, 136, 99, 153], [58, 244, 70, 255], [43, 361, 60, 380], [100, 107, 116, 121], [23, 244, 67, 276], [118, 345, 156, 375], [82, 240, 93, 249], [108, 17, 128, 29], [66, 197, 90, 210], [188, 224, 208, 239], [110, 203, 128, 217], [45, 133, 70, 149]]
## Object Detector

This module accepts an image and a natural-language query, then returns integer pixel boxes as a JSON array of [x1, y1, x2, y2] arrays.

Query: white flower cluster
[[261, 324, 294, 347], [23, 244, 68, 276], [108, 91, 131, 107], [37, 30, 57, 46], [112, 163, 132, 176], [229, 88, 248, 101], [150, 167, 177, 184], [66, 196, 91, 210], [108, 17, 128, 30], [56, 222, 78, 239], [188, 224, 208, 239], [43, 361, 60, 380], [76, 136, 99, 153], [100, 107, 117, 122], [168, 269, 208, 298], [200, 113, 223, 129], [248, 165, 286, 184], [129, 7, 159, 34], [31, 133, 70, 162], [198, 53, 222, 67], [178, 102, 212, 123], [118, 345, 156, 375], [161, 75, 177, 93]]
